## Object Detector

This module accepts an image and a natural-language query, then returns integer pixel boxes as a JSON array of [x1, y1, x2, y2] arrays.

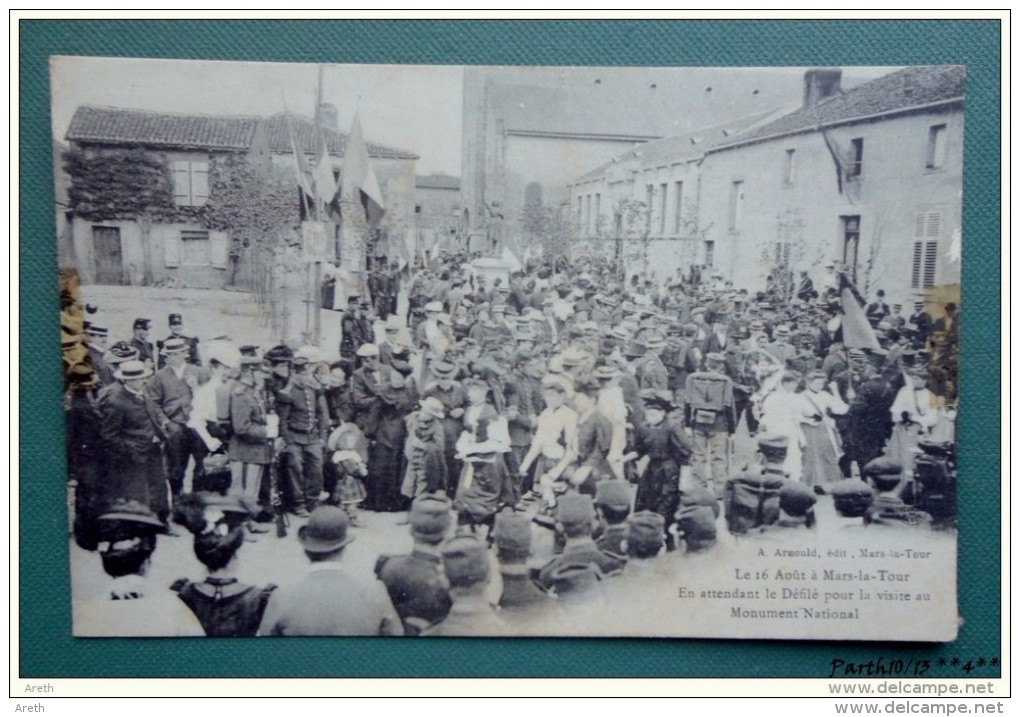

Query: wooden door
[[92, 226, 123, 284]]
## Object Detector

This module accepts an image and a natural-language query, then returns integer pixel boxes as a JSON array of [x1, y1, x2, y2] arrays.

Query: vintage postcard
[[53, 57, 961, 641]]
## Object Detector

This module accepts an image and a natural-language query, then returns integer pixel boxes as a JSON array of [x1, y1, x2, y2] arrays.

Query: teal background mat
[[19, 18, 1000, 679]]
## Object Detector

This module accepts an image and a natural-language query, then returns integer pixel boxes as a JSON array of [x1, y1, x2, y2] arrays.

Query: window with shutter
[[180, 230, 211, 265], [171, 159, 210, 207], [911, 211, 941, 289], [209, 231, 230, 269]]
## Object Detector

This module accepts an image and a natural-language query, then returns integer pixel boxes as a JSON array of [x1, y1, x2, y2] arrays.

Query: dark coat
[[228, 383, 271, 465]]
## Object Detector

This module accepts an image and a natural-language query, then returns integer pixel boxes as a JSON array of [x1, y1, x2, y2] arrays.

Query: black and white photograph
[[53, 57, 962, 641]]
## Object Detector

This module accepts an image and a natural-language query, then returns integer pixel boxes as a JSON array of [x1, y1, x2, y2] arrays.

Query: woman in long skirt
[[798, 370, 849, 489]]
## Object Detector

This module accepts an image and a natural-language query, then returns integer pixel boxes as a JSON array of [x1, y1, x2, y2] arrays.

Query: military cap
[[749, 319, 765, 331], [106, 341, 139, 364], [594, 480, 631, 511], [162, 337, 190, 354], [237, 344, 259, 357], [114, 359, 153, 381], [556, 493, 596, 528], [779, 481, 817, 517], [829, 478, 875, 518], [238, 354, 263, 367], [492, 511, 533, 554], [440, 534, 490, 588], [356, 343, 380, 358], [263, 344, 294, 364], [132, 318, 152, 330], [705, 351, 726, 365], [85, 324, 109, 337], [774, 324, 791, 337], [676, 505, 717, 551], [168, 313, 183, 326], [409, 493, 453, 543], [627, 511, 666, 553], [806, 369, 827, 382], [299, 506, 355, 553]]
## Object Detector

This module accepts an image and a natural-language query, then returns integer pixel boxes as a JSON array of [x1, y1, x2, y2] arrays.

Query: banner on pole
[[302, 221, 330, 262]]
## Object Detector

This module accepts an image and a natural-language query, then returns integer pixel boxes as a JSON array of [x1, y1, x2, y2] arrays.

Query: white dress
[[759, 389, 805, 481]]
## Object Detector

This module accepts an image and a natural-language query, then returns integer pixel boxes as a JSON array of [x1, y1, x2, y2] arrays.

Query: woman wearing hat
[[170, 493, 278, 636], [632, 389, 694, 551], [453, 377, 514, 531], [798, 370, 849, 490], [401, 397, 449, 501], [758, 372, 806, 482]]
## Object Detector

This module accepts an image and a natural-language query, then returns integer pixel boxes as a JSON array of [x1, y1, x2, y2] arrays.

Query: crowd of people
[[61, 250, 959, 637]]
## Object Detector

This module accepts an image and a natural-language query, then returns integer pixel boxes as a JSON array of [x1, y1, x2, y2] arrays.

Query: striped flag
[[340, 110, 385, 225], [283, 108, 314, 207], [839, 272, 880, 350]]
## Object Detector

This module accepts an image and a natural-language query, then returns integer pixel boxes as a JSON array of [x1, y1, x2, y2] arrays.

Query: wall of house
[[415, 185, 461, 249], [697, 107, 964, 308]]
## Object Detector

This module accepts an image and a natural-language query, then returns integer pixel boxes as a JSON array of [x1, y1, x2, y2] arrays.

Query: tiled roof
[[263, 113, 418, 160], [570, 107, 789, 185], [66, 105, 259, 150], [416, 173, 460, 190], [715, 66, 965, 149]]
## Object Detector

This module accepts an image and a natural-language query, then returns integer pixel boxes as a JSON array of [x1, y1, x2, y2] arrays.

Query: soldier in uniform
[[157, 313, 201, 368], [339, 297, 374, 360], [228, 353, 275, 518], [535, 493, 625, 590], [635, 332, 669, 391], [492, 511, 549, 619], [683, 353, 737, 497], [593, 479, 632, 558], [128, 317, 156, 369], [276, 350, 331, 516], [765, 324, 796, 366], [375, 493, 454, 636], [421, 534, 509, 637]]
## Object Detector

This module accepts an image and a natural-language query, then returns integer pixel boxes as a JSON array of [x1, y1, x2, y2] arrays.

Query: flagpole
[[311, 67, 325, 345]]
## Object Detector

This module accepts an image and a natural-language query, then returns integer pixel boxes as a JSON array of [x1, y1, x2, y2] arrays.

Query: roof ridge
[[75, 104, 262, 122]]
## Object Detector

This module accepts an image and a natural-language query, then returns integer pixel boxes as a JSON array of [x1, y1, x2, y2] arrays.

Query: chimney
[[803, 68, 843, 107], [315, 102, 339, 131]]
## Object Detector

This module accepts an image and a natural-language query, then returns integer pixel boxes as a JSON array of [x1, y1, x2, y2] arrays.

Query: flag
[[283, 108, 314, 208], [340, 111, 385, 225], [839, 272, 880, 350], [312, 127, 338, 214]]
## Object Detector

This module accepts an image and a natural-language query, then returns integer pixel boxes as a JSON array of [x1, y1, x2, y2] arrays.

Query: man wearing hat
[[66, 361, 103, 550], [276, 348, 331, 517], [420, 534, 509, 637], [375, 493, 455, 636], [339, 297, 374, 359], [149, 336, 209, 502], [765, 325, 796, 366], [908, 301, 933, 349], [157, 313, 201, 369], [423, 360, 469, 493], [414, 301, 448, 352], [73, 500, 203, 637], [635, 332, 669, 392], [99, 359, 176, 527], [535, 493, 625, 591], [228, 352, 275, 515], [519, 374, 578, 507], [259, 506, 403, 636], [83, 324, 112, 386], [187, 341, 240, 464], [128, 318, 156, 369], [96, 341, 139, 401]]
